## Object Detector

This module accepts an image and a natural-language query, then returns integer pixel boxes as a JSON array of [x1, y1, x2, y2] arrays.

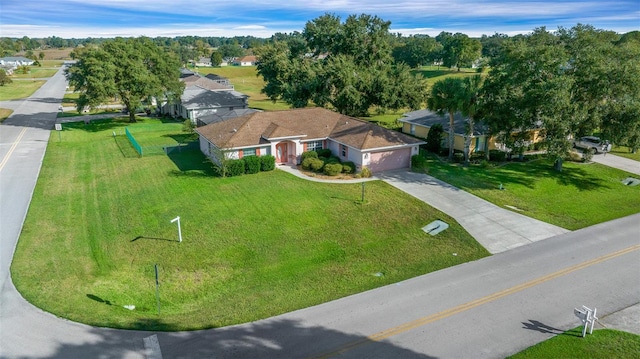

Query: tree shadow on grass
[[60, 117, 129, 133], [167, 148, 216, 176]]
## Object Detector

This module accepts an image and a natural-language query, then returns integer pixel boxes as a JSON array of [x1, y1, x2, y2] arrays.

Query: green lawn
[[0, 108, 13, 122], [11, 117, 488, 331], [414, 153, 640, 230], [0, 80, 47, 101], [509, 327, 640, 359], [11, 67, 59, 78]]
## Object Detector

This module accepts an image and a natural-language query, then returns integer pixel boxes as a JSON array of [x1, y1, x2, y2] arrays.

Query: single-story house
[[400, 109, 494, 153], [0, 57, 34, 69], [400, 109, 543, 153], [196, 107, 425, 172], [233, 56, 258, 66], [194, 57, 212, 67]]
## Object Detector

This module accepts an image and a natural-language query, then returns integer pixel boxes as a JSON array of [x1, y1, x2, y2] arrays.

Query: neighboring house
[[400, 109, 543, 153], [196, 108, 259, 127], [400, 109, 493, 153], [204, 74, 231, 86], [196, 107, 425, 172], [233, 55, 258, 66], [160, 68, 247, 122], [162, 86, 249, 122], [0, 57, 34, 69]]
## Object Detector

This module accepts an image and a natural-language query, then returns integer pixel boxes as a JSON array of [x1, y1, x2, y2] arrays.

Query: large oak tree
[[65, 37, 184, 122], [256, 14, 425, 117]]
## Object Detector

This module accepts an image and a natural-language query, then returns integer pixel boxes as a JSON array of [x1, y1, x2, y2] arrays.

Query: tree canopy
[[480, 25, 640, 170], [255, 13, 425, 117], [65, 37, 184, 122]]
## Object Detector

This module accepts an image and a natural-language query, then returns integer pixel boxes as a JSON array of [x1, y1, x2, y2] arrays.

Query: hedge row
[[223, 155, 276, 177], [300, 150, 356, 176]]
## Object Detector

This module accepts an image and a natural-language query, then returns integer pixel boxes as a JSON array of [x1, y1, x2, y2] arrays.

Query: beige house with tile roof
[[195, 107, 425, 172]]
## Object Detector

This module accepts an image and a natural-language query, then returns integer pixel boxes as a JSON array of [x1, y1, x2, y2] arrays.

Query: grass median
[[11, 117, 488, 331]]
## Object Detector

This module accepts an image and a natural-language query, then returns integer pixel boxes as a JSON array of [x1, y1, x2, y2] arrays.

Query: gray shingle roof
[[400, 109, 488, 136]]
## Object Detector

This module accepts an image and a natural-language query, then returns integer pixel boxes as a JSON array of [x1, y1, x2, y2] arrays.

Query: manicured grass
[[0, 108, 13, 122], [11, 117, 488, 331], [195, 66, 291, 111], [611, 146, 640, 162], [11, 67, 59, 78], [414, 154, 640, 230], [0, 80, 46, 101], [508, 327, 640, 359], [412, 66, 483, 88]]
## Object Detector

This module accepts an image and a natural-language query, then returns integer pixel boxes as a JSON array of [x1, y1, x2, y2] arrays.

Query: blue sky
[[1, 0, 638, 39]]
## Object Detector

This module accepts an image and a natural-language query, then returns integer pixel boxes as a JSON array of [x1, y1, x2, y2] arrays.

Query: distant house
[[195, 107, 425, 172], [0, 57, 34, 69], [195, 57, 212, 67], [233, 56, 258, 66]]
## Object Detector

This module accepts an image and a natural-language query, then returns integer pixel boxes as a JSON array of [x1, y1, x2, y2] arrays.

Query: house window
[[341, 145, 348, 158], [243, 148, 256, 157], [306, 140, 324, 152], [410, 124, 416, 135]]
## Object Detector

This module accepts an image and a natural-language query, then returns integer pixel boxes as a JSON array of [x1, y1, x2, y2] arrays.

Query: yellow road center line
[[0, 127, 28, 173], [311, 243, 640, 358]]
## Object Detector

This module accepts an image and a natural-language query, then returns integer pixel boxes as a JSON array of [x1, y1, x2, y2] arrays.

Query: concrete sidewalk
[[590, 153, 640, 176]]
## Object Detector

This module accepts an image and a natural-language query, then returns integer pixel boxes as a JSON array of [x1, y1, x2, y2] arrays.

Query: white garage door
[[368, 148, 411, 172]]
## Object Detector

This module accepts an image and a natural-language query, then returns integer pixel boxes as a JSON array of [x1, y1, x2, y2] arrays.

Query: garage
[[368, 148, 412, 172]]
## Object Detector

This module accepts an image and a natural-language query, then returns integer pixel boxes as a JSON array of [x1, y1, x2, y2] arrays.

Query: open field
[[508, 327, 640, 359], [11, 67, 59, 79], [413, 153, 640, 230], [0, 80, 46, 101], [11, 117, 488, 331]]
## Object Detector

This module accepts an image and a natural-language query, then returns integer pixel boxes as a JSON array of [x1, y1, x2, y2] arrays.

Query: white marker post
[[171, 216, 182, 242]]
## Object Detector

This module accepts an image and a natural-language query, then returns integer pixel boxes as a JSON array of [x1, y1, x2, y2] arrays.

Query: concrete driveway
[[376, 170, 570, 254], [591, 153, 640, 176]]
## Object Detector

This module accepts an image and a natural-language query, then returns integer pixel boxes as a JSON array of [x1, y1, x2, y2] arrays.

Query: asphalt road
[[0, 70, 638, 358]]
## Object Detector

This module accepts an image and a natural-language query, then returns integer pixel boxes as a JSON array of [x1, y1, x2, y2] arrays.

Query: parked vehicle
[[573, 136, 611, 154]]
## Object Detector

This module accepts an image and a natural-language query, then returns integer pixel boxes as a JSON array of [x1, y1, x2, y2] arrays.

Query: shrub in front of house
[[425, 123, 444, 153], [411, 154, 426, 169], [323, 156, 341, 165], [260, 155, 275, 171], [342, 161, 355, 173], [302, 157, 325, 172], [316, 149, 332, 158], [226, 159, 245, 177], [244, 155, 260, 174], [323, 163, 343, 176], [359, 166, 372, 178], [301, 151, 318, 161], [453, 152, 464, 163], [489, 149, 506, 162]]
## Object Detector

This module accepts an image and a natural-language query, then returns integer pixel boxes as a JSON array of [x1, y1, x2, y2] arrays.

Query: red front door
[[276, 142, 288, 163]]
